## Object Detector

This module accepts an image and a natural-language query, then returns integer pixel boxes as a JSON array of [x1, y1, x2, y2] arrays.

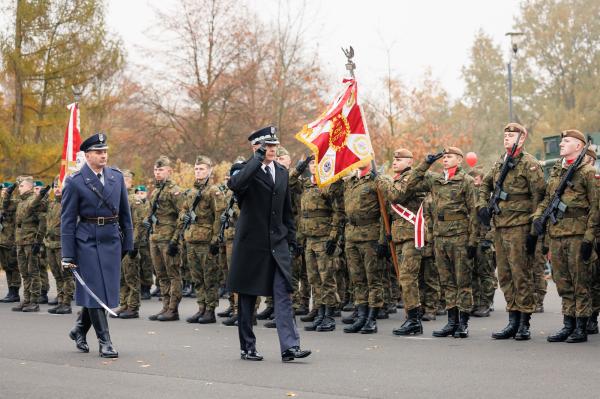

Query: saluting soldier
[[0, 182, 21, 303], [533, 130, 599, 343], [144, 156, 184, 322], [62, 133, 134, 358]]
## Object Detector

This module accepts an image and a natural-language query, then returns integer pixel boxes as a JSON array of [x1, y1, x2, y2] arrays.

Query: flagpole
[[341, 47, 400, 283]]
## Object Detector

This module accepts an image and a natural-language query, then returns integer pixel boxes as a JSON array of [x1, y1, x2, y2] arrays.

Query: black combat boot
[[586, 311, 599, 334], [359, 307, 379, 334], [295, 304, 309, 316], [432, 307, 458, 337], [305, 305, 325, 331], [11, 301, 29, 311], [342, 308, 358, 324], [37, 290, 48, 304], [453, 311, 470, 338], [256, 306, 274, 320], [140, 285, 152, 300], [119, 309, 139, 319], [88, 308, 118, 358], [393, 307, 423, 336], [514, 313, 531, 341], [69, 307, 92, 352], [566, 317, 589, 343], [316, 306, 336, 332], [222, 313, 238, 326], [217, 305, 233, 318], [0, 287, 20, 303], [300, 307, 319, 322], [547, 315, 575, 342], [342, 301, 355, 312], [198, 309, 216, 324], [376, 305, 389, 319], [492, 311, 520, 339], [343, 304, 368, 333]]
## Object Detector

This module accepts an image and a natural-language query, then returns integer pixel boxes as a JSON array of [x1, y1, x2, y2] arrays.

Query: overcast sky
[[108, 0, 522, 100]]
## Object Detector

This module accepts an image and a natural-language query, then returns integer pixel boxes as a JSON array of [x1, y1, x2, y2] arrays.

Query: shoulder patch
[[111, 167, 123, 174]]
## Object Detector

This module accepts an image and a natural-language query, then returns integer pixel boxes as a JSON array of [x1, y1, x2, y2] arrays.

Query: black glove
[[581, 241, 593, 262], [254, 143, 266, 162], [467, 245, 477, 259], [526, 234, 538, 255], [32, 243, 41, 256], [167, 241, 179, 257], [541, 245, 549, 256], [477, 208, 492, 227], [425, 151, 444, 165], [6, 184, 16, 197], [142, 218, 152, 230], [295, 154, 314, 174], [532, 218, 545, 236], [325, 239, 336, 256], [128, 249, 139, 259], [480, 240, 493, 251], [39, 185, 51, 198], [295, 245, 304, 258], [209, 243, 220, 255], [376, 243, 389, 259]]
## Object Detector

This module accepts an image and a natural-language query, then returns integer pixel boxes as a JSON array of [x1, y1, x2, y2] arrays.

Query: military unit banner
[[59, 102, 84, 188], [295, 78, 374, 187]]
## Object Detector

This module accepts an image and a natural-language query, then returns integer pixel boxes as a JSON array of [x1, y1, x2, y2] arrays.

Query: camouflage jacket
[[15, 190, 45, 245], [41, 196, 61, 249], [148, 179, 183, 243], [341, 172, 384, 243], [129, 189, 150, 248], [378, 168, 427, 243], [221, 186, 239, 242], [533, 160, 599, 241], [478, 151, 545, 228], [0, 193, 18, 247], [176, 179, 225, 244], [405, 162, 478, 246]]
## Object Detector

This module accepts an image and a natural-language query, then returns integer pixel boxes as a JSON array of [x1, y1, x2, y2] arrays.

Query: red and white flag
[[391, 202, 426, 249], [295, 79, 373, 187], [58, 103, 84, 188]]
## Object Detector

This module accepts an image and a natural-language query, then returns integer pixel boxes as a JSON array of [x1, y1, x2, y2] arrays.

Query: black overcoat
[[227, 157, 296, 296]]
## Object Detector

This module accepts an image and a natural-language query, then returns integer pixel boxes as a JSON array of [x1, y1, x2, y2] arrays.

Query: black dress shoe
[[281, 346, 311, 362], [241, 350, 263, 361]]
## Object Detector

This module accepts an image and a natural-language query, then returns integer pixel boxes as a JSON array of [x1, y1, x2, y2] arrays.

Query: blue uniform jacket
[[61, 163, 133, 308]]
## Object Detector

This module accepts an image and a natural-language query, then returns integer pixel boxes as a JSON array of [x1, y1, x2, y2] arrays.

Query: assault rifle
[[218, 195, 236, 244], [144, 182, 166, 235], [180, 177, 211, 238], [532, 136, 592, 236]]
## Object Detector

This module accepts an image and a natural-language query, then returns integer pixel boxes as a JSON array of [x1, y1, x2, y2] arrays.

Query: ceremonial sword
[[67, 267, 118, 317]]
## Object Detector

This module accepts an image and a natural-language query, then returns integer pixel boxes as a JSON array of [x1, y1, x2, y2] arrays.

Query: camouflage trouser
[[472, 241, 497, 309], [434, 235, 473, 313], [305, 237, 339, 308], [120, 251, 141, 310], [334, 254, 351, 304], [40, 262, 49, 292], [17, 245, 41, 303], [0, 246, 20, 288], [591, 257, 600, 313], [533, 241, 548, 308], [389, 257, 401, 303], [46, 248, 74, 305], [382, 258, 393, 305], [150, 241, 182, 311], [291, 251, 310, 310], [225, 241, 237, 312], [395, 240, 422, 311], [419, 254, 441, 314], [139, 244, 153, 287], [494, 225, 535, 313], [551, 235, 594, 317], [187, 242, 219, 311], [346, 240, 384, 308], [218, 244, 227, 287], [180, 242, 191, 282]]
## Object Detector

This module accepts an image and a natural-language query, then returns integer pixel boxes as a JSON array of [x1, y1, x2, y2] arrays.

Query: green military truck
[[540, 132, 600, 179]]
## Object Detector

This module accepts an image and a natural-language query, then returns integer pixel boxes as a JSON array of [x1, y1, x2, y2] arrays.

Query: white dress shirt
[[262, 162, 275, 184]]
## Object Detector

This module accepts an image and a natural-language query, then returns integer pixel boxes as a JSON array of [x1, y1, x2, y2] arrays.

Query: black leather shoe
[[47, 305, 61, 314], [281, 346, 311, 362], [514, 313, 531, 341], [492, 311, 520, 339], [547, 315, 576, 342], [88, 308, 118, 358], [69, 307, 91, 353], [432, 307, 458, 337], [256, 306, 274, 320], [241, 350, 263, 361], [566, 317, 589, 343], [393, 308, 423, 336]]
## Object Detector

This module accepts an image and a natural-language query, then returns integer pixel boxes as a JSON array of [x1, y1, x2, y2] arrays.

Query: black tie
[[97, 173, 103, 186], [265, 166, 273, 183]]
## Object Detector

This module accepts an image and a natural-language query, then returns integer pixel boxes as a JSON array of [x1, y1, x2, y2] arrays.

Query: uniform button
[[271, 230, 275, 234], [272, 211, 276, 215], [272, 249, 275, 253]]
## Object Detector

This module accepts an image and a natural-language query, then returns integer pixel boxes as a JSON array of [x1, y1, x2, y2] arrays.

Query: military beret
[[34, 180, 43, 187], [248, 126, 279, 145], [135, 185, 147, 192], [393, 148, 413, 159], [561, 129, 586, 144], [80, 132, 108, 152], [586, 144, 597, 160], [121, 169, 134, 178], [155, 156, 171, 168], [504, 123, 527, 135], [195, 155, 212, 167], [17, 176, 33, 184], [443, 146, 464, 158], [276, 146, 289, 157], [1, 182, 14, 188]]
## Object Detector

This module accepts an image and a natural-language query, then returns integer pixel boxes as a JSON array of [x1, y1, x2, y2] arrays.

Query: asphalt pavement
[[1, 273, 599, 399]]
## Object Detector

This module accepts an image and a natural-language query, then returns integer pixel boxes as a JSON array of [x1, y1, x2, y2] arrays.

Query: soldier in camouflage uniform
[[0, 182, 21, 303], [134, 186, 153, 300], [12, 176, 48, 312], [40, 177, 74, 314], [478, 124, 545, 341], [469, 167, 497, 318], [419, 193, 442, 320], [534, 130, 598, 343], [402, 147, 478, 338], [584, 146, 599, 334], [378, 148, 427, 335], [342, 165, 387, 334], [145, 156, 184, 322], [177, 156, 225, 324], [290, 156, 343, 332]]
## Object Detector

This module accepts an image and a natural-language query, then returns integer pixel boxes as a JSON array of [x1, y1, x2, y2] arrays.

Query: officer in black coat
[[227, 126, 311, 362]]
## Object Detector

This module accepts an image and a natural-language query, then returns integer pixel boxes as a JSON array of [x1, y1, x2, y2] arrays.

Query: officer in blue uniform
[[61, 133, 134, 358]]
